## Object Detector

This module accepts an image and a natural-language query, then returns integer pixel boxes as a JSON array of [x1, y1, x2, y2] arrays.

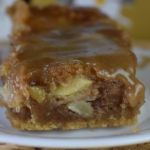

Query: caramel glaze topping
[[11, 23, 135, 75]]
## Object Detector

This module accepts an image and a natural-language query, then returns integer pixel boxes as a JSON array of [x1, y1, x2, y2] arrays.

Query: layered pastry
[[0, 0, 144, 130]]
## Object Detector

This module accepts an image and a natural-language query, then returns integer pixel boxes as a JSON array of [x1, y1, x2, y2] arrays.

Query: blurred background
[[0, 0, 150, 41]]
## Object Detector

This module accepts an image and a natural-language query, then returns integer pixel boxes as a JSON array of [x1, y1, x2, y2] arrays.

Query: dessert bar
[[0, 1, 144, 130]]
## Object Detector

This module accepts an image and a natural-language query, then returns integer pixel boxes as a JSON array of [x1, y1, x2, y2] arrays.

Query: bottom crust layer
[[9, 115, 137, 131]]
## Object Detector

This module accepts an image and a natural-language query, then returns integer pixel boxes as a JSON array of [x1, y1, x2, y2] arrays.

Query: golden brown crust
[[9, 115, 137, 131]]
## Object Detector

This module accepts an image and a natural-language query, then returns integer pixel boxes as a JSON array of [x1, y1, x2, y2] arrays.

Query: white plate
[[0, 46, 150, 148]]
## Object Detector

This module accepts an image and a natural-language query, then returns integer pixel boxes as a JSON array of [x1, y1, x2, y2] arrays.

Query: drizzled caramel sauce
[[13, 24, 135, 73]]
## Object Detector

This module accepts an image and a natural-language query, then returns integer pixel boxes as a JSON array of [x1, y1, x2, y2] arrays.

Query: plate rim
[[0, 130, 150, 148]]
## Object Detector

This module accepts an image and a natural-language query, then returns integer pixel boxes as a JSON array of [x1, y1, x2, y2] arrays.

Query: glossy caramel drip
[[12, 24, 136, 75]]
